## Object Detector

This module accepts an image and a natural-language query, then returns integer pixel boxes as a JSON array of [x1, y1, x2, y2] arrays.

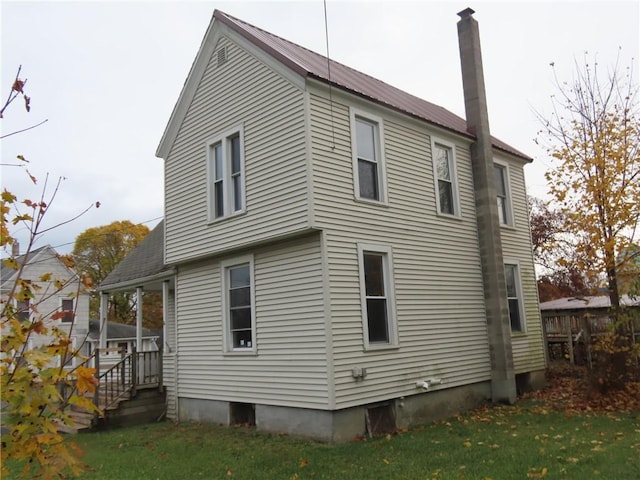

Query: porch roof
[[99, 220, 174, 292]]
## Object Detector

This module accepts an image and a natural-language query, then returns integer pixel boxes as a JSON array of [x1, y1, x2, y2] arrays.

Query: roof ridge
[[216, 10, 451, 112]]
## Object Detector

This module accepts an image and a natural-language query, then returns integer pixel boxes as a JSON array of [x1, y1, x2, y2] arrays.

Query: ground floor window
[[221, 255, 256, 353], [358, 244, 397, 349]]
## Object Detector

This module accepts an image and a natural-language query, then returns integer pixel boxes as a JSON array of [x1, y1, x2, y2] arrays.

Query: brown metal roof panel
[[214, 10, 531, 161]]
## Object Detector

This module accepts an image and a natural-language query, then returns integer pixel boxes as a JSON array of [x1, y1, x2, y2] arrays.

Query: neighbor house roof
[[88, 319, 161, 341], [1, 245, 75, 290], [99, 220, 173, 291], [157, 9, 531, 162], [540, 295, 640, 311]]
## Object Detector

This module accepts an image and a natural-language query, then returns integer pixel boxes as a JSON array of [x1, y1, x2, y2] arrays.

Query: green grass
[[4, 400, 639, 479], [64, 400, 640, 480]]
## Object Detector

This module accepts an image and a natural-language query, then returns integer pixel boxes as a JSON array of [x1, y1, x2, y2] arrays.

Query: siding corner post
[[457, 8, 516, 403]]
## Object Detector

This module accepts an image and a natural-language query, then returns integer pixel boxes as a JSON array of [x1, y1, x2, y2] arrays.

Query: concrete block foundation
[[177, 380, 493, 442]]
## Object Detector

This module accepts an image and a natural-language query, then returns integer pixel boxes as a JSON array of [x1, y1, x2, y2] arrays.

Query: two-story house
[[103, 8, 545, 441], [1, 244, 90, 367]]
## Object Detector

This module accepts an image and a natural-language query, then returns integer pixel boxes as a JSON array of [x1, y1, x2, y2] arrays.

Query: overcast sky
[[2, 1, 638, 255]]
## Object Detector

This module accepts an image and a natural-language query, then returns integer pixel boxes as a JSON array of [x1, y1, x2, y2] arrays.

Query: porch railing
[[93, 346, 162, 413]]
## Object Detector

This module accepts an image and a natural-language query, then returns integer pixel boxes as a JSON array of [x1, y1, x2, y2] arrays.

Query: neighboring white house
[[1, 244, 90, 367], [101, 9, 546, 441]]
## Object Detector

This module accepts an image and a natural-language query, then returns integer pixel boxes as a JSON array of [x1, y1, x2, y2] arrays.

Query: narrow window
[[61, 298, 74, 323], [432, 141, 459, 216], [208, 127, 245, 221], [222, 255, 255, 353], [16, 299, 30, 322], [364, 253, 389, 342], [505, 264, 524, 332], [494, 164, 511, 225], [351, 111, 386, 203], [358, 245, 397, 348]]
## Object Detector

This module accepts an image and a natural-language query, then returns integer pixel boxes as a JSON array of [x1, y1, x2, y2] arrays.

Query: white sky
[[1, 0, 638, 254]]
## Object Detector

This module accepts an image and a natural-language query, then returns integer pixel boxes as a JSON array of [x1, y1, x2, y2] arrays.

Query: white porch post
[[99, 292, 108, 349], [136, 286, 143, 351]]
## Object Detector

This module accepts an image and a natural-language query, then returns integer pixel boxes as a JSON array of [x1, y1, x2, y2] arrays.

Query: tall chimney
[[12, 241, 20, 257], [457, 8, 516, 403]]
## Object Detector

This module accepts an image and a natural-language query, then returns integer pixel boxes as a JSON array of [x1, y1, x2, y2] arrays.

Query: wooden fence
[[542, 309, 640, 366]]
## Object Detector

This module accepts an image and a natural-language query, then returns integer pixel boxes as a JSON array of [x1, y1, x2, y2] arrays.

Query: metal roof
[[539, 295, 640, 311], [214, 10, 531, 162]]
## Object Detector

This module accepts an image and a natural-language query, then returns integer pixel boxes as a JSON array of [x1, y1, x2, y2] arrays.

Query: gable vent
[[216, 46, 228, 67]]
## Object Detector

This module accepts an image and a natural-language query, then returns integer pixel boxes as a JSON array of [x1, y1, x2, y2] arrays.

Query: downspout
[[457, 7, 516, 403]]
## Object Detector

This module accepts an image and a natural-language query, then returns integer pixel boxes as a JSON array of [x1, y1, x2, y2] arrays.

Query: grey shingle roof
[[214, 10, 531, 161], [100, 220, 171, 289]]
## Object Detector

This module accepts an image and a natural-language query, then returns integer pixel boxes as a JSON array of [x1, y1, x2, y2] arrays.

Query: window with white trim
[[351, 111, 386, 202], [60, 298, 74, 323], [494, 163, 512, 226], [358, 245, 397, 348], [504, 263, 524, 332], [207, 127, 245, 221], [432, 140, 459, 216], [221, 255, 256, 352]]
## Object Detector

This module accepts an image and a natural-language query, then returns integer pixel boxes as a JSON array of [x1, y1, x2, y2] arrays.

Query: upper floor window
[[221, 255, 256, 353], [351, 110, 387, 203], [207, 127, 245, 221], [494, 163, 512, 226], [60, 298, 74, 323], [504, 263, 524, 332], [432, 139, 460, 216], [358, 244, 397, 349]]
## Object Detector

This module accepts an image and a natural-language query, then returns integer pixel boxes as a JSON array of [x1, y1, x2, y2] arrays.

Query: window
[[432, 140, 459, 216], [221, 255, 256, 353], [351, 111, 386, 203], [16, 299, 30, 322], [504, 263, 524, 332], [494, 163, 512, 226], [358, 245, 397, 348], [60, 298, 74, 323], [207, 127, 245, 221]]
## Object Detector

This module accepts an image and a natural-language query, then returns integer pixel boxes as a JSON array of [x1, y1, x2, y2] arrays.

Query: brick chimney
[[457, 8, 516, 403]]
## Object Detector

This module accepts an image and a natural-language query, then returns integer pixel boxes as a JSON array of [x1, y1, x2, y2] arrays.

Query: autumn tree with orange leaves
[[1, 67, 100, 479], [537, 53, 640, 389]]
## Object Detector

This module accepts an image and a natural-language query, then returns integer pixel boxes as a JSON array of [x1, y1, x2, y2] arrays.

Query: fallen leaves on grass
[[521, 364, 640, 413]]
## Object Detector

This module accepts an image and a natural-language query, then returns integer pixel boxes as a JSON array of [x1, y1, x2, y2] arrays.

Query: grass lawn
[[61, 399, 639, 480]]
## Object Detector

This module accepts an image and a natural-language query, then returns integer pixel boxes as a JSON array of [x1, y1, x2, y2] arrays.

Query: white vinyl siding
[[431, 139, 460, 216], [164, 37, 309, 264], [207, 127, 245, 221], [351, 110, 387, 203], [497, 155, 545, 373], [309, 89, 492, 408], [174, 235, 329, 409]]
